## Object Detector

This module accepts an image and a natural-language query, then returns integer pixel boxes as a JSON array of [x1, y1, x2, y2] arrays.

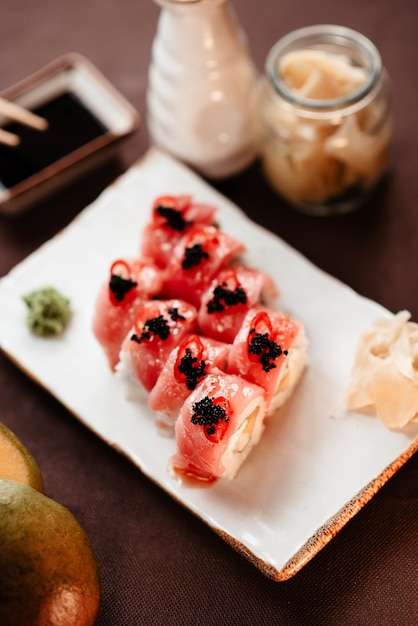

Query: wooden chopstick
[[0, 95, 48, 132], [0, 127, 20, 147]]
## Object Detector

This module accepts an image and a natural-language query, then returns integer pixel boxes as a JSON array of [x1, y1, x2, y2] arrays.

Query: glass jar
[[147, 0, 258, 179], [256, 25, 392, 215]]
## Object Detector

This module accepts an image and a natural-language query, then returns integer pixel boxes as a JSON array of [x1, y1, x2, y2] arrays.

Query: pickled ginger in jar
[[256, 24, 392, 215]]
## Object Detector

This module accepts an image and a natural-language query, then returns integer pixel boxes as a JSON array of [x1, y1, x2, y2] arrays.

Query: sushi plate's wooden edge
[[213, 437, 418, 581]]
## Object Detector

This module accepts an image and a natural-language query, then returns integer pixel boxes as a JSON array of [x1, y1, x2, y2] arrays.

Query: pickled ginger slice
[[324, 113, 391, 180], [346, 310, 418, 428], [279, 49, 367, 101]]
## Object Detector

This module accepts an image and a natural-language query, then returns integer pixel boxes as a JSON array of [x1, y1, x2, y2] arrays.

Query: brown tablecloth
[[0, 1, 417, 624]]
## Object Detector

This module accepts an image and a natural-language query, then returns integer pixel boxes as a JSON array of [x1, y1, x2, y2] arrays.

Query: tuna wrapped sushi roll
[[198, 265, 279, 343], [148, 334, 230, 433], [92, 258, 163, 370], [161, 225, 246, 307], [227, 307, 307, 414], [140, 195, 217, 269], [170, 370, 267, 484], [116, 299, 198, 396]]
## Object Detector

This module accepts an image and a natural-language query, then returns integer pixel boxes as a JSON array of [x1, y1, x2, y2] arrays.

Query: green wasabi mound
[[23, 287, 71, 337]]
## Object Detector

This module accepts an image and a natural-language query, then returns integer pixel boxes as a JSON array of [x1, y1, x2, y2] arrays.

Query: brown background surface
[[0, 1, 417, 624]]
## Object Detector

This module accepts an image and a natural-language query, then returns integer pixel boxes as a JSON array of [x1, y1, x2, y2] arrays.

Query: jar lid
[[266, 24, 382, 110]]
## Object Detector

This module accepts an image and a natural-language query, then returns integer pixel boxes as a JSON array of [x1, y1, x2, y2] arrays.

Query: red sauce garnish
[[108, 259, 138, 305], [247, 311, 287, 372], [170, 457, 218, 488], [182, 243, 209, 270], [153, 195, 192, 232], [206, 268, 247, 314], [175, 335, 207, 390], [190, 395, 230, 442], [180, 228, 220, 271], [131, 313, 170, 344]]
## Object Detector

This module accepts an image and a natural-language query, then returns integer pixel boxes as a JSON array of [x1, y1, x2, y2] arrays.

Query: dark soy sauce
[[0, 92, 108, 189]]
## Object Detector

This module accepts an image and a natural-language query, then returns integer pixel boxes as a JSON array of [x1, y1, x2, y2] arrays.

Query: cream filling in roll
[[268, 325, 308, 415], [221, 395, 266, 480]]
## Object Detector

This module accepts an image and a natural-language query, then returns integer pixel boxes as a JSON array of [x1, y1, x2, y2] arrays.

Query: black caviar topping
[[178, 348, 207, 390], [190, 396, 229, 436], [109, 274, 137, 302], [182, 243, 209, 270], [168, 307, 186, 322], [156, 205, 191, 232], [207, 282, 247, 314], [131, 314, 170, 343], [248, 329, 288, 373]]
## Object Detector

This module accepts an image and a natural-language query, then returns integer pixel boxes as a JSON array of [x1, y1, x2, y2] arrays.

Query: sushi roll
[[198, 265, 279, 343], [116, 299, 198, 396], [170, 370, 267, 484], [161, 225, 246, 307], [140, 195, 217, 269], [148, 334, 230, 433], [227, 307, 307, 414], [92, 258, 163, 370]]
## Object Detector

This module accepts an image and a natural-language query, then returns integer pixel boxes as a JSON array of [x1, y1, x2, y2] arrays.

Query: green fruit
[[0, 479, 101, 626], [0, 423, 44, 492]]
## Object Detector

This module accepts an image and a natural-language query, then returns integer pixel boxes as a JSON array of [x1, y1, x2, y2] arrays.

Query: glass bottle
[[257, 25, 392, 215], [147, 0, 258, 179]]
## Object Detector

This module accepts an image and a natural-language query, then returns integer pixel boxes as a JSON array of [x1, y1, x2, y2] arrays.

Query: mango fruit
[[0, 479, 101, 626], [0, 422, 43, 491]]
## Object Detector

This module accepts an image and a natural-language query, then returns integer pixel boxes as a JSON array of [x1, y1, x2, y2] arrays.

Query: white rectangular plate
[[0, 148, 416, 580]]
